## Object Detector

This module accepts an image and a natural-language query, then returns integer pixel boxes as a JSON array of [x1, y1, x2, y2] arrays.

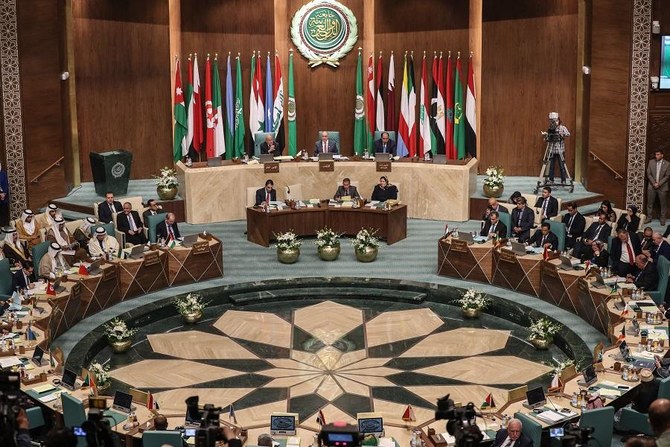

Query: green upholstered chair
[[254, 131, 276, 157], [373, 130, 397, 142], [142, 431, 184, 447], [498, 212, 512, 238], [620, 375, 670, 436], [0, 259, 13, 300], [25, 406, 45, 430], [61, 393, 87, 447], [579, 406, 614, 447], [514, 412, 542, 447], [315, 131, 340, 154], [147, 212, 167, 243], [649, 255, 670, 304], [547, 220, 566, 252], [32, 241, 50, 279]]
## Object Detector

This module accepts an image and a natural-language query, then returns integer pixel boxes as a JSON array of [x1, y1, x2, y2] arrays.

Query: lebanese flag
[[401, 404, 416, 422], [46, 281, 56, 296], [445, 52, 455, 159], [386, 52, 396, 132], [465, 53, 477, 158], [418, 52, 430, 158], [204, 55, 215, 157], [366, 54, 375, 150], [375, 52, 384, 131]]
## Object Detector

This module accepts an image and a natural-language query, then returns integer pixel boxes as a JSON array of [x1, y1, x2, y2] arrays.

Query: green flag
[[233, 55, 245, 159], [173, 59, 188, 162], [353, 50, 365, 156], [453, 56, 465, 159], [287, 51, 297, 156]]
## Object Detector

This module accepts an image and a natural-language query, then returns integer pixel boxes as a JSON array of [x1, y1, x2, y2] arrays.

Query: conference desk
[[246, 204, 408, 247], [176, 158, 477, 223]]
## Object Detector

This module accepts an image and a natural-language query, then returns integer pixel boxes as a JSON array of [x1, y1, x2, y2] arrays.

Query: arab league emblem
[[291, 0, 358, 68]]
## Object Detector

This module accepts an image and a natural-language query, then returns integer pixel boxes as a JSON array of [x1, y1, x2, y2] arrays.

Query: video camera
[[186, 396, 226, 447], [435, 395, 483, 447], [81, 407, 115, 447], [551, 423, 594, 447], [0, 372, 32, 447], [319, 422, 360, 447], [545, 112, 562, 143]]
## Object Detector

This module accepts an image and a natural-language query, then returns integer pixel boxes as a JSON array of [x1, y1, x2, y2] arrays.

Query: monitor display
[[31, 345, 44, 365], [61, 369, 77, 390], [581, 365, 597, 385], [525, 386, 546, 407], [270, 413, 298, 436], [112, 391, 133, 413], [358, 417, 384, 435], [661, 36, 670, 89], [619, 340, 630, 359]]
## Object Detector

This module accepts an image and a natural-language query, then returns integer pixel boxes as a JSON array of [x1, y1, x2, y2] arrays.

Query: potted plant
[[174, 293, 209, 323], [104, 318, 138, 353], [528, 317, 562, 349], [88, 361, 111, 392], [315, 227, 342, 261], [274, 231, 302, 264], [154, 167, 179, 200], [457, 288, 490, 318], [483, 166, 505, 198], [352, 228, 379, 262]]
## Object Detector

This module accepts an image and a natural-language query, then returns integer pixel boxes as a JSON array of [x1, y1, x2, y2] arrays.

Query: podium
[[90, 150, 133, 196]]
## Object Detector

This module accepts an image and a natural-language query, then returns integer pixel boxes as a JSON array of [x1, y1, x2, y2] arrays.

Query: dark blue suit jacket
[[493, 429, 533, 447], [0, 171, 8, 204], [374, 138, 397, 156], [255, 188, 277, 206]]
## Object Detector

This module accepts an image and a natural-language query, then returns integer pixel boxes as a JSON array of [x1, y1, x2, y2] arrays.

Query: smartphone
[[549, 428, 564, 438], [184, 428, 197, 437], [73, 427, 86, 437]]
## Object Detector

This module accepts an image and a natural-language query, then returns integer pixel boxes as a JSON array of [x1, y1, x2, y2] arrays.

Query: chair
[[142, 431, 184, 447], [547, 220, 566, 252], [25, 406, 45, 430], [579, 406, 614, 447], [315, 131, 341, 154], [146, 212, 166, 244], [64, 219, 83, 236], [513, 412, 542, 447], [649, 254, 670, 304], [254, 131, 276, 158], [498, 212, 512, 238], [246, 186, 259, 208], [32, 241, 50, 278], [620, 375, 670, 436], [61, 393, 87, 447], [0, 259, 13, 300], [283, 184, 304, 201]]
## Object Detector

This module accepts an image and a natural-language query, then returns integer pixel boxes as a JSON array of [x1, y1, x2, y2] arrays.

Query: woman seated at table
[[371, 176, 398, 202]]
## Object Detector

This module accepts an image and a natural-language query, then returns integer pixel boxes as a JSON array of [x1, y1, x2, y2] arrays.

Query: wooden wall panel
[[585, 0, 632, 207], [480, 0, 578, 176], [17, 0, 68, 209], [647, 0, 670, 159], [73, 0, 171, 182]]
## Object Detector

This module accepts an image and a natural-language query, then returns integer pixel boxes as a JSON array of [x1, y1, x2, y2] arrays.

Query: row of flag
[[172, 50, 476, 162], [355, 50, 476, 159]]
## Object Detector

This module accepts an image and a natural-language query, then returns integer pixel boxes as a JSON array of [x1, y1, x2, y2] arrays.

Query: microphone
[[546, 395, 560, 412]]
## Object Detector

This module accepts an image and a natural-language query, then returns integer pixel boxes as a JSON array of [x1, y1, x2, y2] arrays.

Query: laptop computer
[[31, 345, 45, 366], [87, 259, 102, 275], [612, 294, 627, 311], [522, 386, 546, 409], [633, 358, 656, 371], [128, 244, 145, 260], [112, 390, 134, 414], [510, 241, 527, 256], [318, 153, 334, 161], [207, 157, 221, 167], [52, 278, 66, 293], [591, 272, 607, 289], [557, 255, 575, 271], [577, 365, 598, 387], [181, 234, 199, 248], [619, 340, 631, 361], [60, 368, 77, 391], [259, 154, 274, 164], [374, 153, 391, 162]]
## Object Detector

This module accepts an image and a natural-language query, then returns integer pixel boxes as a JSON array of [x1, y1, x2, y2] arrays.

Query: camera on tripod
[[545, 112, 562, 143], [186, 396, 226, 447], [550, 423, 594, 447], [81, 407, 115, 447], [435, 395, 483, 447], [0, 372, 32, 447]]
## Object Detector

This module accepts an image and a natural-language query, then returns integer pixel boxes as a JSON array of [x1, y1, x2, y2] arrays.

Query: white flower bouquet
[[174, 293, 209, 315], [104, 318, 138, 342], [88, 361, 111, 387], [154, 167, 179, 188], [314, 227, 342, 248], [274, 231, 302, 250], [483, 166, 504, 188], [351, 228, 379, 252], [457, 288, 491, 310], [528, 317, 562, 341]]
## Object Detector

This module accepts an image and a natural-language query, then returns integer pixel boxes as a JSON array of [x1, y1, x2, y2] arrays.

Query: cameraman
[[544, 112, 570, 184], [13, 408, 30, 447]]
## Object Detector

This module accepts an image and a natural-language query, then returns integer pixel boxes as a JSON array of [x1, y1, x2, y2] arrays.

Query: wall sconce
[[651, 76, 659, 90], [582, 66, 591, 75], [652, 21, 661, 34]]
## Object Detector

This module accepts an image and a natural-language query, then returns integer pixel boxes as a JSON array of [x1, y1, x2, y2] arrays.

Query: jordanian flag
[[172, 59, 187, 162]]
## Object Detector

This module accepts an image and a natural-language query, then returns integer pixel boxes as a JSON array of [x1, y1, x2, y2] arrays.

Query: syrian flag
[[316, 409, 326, 426], [375, 52, 384, 131], [480, 393, 495, 409], [401, 405, 416, 422], [228, 404, 238, 425], [386, 52, 396, 132], [418, 52, 431, 158], [273, 53, 285, 150], [366, 53, 376, 151], [254, 53, 265, 135], [465, 53, 477, 158]]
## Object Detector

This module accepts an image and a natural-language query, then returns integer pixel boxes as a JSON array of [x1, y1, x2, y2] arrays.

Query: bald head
[[649, 398, 670, 436]]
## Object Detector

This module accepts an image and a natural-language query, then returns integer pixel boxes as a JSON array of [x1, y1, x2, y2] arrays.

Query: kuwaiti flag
[[272, 52, 285, 149], [418, 52, 431, 158], [386, 52, 396, 132], [212, 56, 225, 157], [366, 53, 376, 150], [465, 52, 477, 158], [396, 52, 410, 157], [375, 52, 384, 131]]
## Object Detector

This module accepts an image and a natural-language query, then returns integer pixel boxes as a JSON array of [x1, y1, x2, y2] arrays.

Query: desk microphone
[[546, 395, 560, 412]]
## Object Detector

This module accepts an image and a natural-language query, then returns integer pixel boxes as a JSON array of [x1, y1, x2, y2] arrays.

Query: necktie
[[109, 203, 115, 214], [626, 241, 634, 265], [345, 188, 349, 196], [128, 215, 137, 232], [567, 215, 575, 232], [266, 192, 270, 204], [541, 235, 547, 247], [168, 225, 174, 240], [24, 272, 29, 287], [323, 141, 327, 153], [491, 223, 496, 234], [517, 211, 522, 227], [542, 199, 548, 218], [595, 225, 603, 240], [383, 144, 387, 153]]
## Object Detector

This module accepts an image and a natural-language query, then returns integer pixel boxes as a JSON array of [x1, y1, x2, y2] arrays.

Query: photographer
[[544, 112, 570, 184]]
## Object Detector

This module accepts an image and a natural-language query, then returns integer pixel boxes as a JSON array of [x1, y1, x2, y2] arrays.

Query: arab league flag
[[212, 56, 226, 157], [465, 53, 477, 158], [233, 55, 246, 159], [366, 53, 376, 151], [172, 59, 187, 162], [453, 53, 465, 159], [287, 50, 297, 156], [353, 50, 366, 156]]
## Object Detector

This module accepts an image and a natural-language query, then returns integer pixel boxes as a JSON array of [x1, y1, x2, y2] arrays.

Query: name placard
[[577, 278, 591, 294], [264, 162, 279, 174], [450, 239, 469, 253], [319, 161, 334, 172], [142, 250, 160, 267], [541, 261, 559, 278], [101, 265, 116, 282], [376, 161, 392, 172], [499, 249, 517, 263], [70, 283, 82, 300], [192, 241, 210, 255]]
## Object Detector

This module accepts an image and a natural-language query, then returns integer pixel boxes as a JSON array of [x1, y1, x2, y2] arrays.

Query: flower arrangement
[[88, 361, 111, 388], [528, 317, 563, 341], [351, 228, 379, 252], [483, 166, 504, 188], [104, 318, 138, 342], [174, 293, 209, 315], [457, 288, 491, 310], [314, 227, 342, 248], [154, 167, 179, 188], [549, 359, 575, 376], [274, 231, 302, 251]]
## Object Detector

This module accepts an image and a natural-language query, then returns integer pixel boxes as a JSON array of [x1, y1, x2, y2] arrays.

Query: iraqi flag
[[147, 391, 160, 410], [401, 404, 416, 422]]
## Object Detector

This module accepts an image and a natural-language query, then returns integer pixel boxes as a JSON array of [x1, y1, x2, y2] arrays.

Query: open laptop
[[128, 245, 145, 260], [591, 272, 607, 289], [577, 365, 598, 387], [60, 368, 78, 391], [207, 157, 221, 167], [111, 390, 134, 414], [318, 153, 334, 161], [31, 345, 45, 367], [522, 386, 546, 409], [510, 241, 527, 256], [557, 255, 575, 271], [87, 259, 102, 275], [619, 340, 631, 361], [612, 294, 626, 311], [181, 234, 199, 248], [259, 154, 274, 164], [52, 278, 66, 293]]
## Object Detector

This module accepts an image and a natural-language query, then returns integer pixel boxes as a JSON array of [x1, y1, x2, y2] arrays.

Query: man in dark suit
[[142, 199, 163, 228], [480, 211, 507, 238], [493, 419, 533, 447], [511, 197, 534, 242], [609, 229, 642, 277], [156, 213, 181, 242], [562, 202, 585, 249], [626, 254, 658, 291], [12, 262, 34, 291], [334, 178, 360, 200], [255, 179, 277, 206], [98, 192, 123, 224], [482, 198, 509, 221], [260, 134, 282, 155], [373, 132, 396, 156], [534, 186, 559, 220], [527, 222, 559, 251], [572, 213, 612, 260], [314, 131, 338, 155], [116, 202, 147, 245]]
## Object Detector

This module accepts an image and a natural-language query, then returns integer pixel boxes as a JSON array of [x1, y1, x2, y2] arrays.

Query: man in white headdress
[[15, 209, 42, 251], [39, 242, 70, 278], [36, 204, 60, 228], [46, 217, 78, 251], [2, 227, 30, 267], [73, 217, 96, 249], [88, 226, 120, 259]]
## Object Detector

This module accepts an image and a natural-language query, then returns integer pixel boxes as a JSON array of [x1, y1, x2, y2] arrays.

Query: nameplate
[[142, 251, 160, 267], [450, 239, 469, 253], [191, 241, 210, 255], [101, 265, 116, 282], [264, 162, 279, 174], [376, 161, 392, 172], [319, 161, 334, 172], [70, 283, 82, 300], [541, 261, 559, 278], [499, 249, 517, 263], [577, 278, 591, 294]]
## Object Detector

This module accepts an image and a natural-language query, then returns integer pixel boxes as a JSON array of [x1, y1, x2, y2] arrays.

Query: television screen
[[270, 413, 298, 436], [358, 417, 384, 435], [661, 35, 670, 89]]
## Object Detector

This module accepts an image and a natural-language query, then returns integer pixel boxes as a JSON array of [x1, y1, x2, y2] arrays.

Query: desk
[[246, 205, 407, 247], [116, 250, 169, 300], [491, 250, 543, 297], [164, 237, 223, 285], [437, 238, 495, 283]]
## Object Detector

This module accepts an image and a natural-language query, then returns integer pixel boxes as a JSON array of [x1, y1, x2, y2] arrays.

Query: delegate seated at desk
[[609, 229, 642, 277], [572, 212, 611, 260], [527, 222, 558, 250], [510, 198, 534, 242], [156, 213, 182, 242], [88, 226, 120, 258], [143, 199, 162, 228], [371, 176, 398, 202], [98, 192, 122, 224], [255, 179, 277, 206], [260, 134, 282, 155], [315, 131, 338, 155], [562, 202, 586, 249], [334, 177, 360, 200], [482, 198, 508, 221], [374, 132, 396, 156], [39, 242, 70, 278], [587, 240, 610, 268], [480, 211, 507, 238], [625, 254, 658, 290], [493, 418, 533, 447], [13, 262, 34, 290], [117, 202, 148, 245]]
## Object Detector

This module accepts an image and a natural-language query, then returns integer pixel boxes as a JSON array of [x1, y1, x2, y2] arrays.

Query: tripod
[[534, 140, 574, 193]]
